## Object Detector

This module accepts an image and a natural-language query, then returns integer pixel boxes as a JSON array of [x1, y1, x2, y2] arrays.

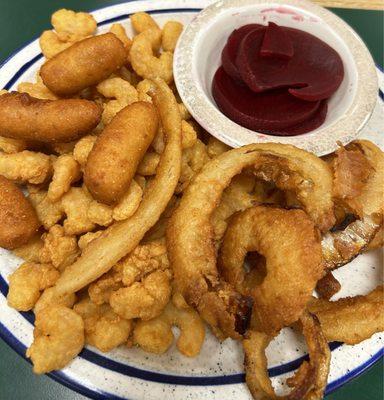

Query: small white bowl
[[174, 0, 378, 155]]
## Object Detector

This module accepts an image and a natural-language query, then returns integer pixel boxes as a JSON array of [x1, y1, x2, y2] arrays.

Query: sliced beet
[[212, 67, 321, 132], [236, 26, 344, 101], [260, 22, 294, 60], [221, 24, 264, 81], [264, 100, 328, 136]]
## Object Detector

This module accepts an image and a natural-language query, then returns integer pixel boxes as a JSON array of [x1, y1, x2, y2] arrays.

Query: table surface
[[0, 1, 382, 399]]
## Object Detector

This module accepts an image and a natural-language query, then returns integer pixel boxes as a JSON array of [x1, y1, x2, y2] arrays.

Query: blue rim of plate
[[0, 2, 383, 399]]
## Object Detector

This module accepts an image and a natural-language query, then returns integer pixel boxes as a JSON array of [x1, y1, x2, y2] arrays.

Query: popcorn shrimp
[[161, 21, 183, 52], [27, 305, 84, 374]]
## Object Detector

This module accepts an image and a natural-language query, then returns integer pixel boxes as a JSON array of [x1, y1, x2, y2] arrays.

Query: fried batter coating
[[96, 77, 138, 124], [47, 154, 81, 202], [120, 239, 169, 286], [29, 189, 64, 229], [85, 102, 158, 204], [39, 30, 73, 59], [181, 120, 197, 149], [137, 152, 160, 176], [0, 136, 27, 154], [219, 206, 323, 335], [61, 187, 96, 235], [39, 225, 79, 270], [130, 29, 173, 83], [50, 141, 77, 155], [110, 270, 171, 320], [18, 79, 58, 100], [207, 136, 230, 158], [316, 271, 341, 300], [51, 9, 97, 42], [87, 200, 113, 227], [0, 151, 52, 184], [78, 231, 104, 251], [0, 93, 102, 143], [73, 135, 96, 168], [113, 179, 143, 221], [109, 23, 132, 61], [74, 297, 132, 352], [131, 12, 160, 33], [7, 262, 59, 311], [0, 176, 40, 249], [134, 301, 205, 356], [88, 264, 123, 305], [161, 21, 183, 52], [13, 235, 44, 263], [308, 286, 384, 345], [137, 79, 155, 103], [27, 305, 84, 374], [40, 34, 127, 96]]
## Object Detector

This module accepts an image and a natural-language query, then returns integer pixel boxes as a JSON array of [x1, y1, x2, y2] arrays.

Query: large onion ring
[[219, 206, 324, 335], [243, 312, 330, 400], [167, 143, 334, 339], [36, 78, 182, 303]]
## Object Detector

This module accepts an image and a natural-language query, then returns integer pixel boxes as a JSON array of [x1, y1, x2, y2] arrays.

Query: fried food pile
[[1, 9, 383, 399]]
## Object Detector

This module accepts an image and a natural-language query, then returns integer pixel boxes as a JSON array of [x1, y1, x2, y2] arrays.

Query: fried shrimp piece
[[78, 231, 104, 251], [88, 264, 123, 305], [51, 9, 97, 42], [0, 136, 27, 154], [39, 225, 79, 270], [40, 33, 127, 96], [130, 12, 160, 33], [18, 79, 58, 100], [0, 151, 52, 184], [87, 200, 113, 227], [7, 262, 59, 311], [29, 190, 64, 229], [161, 21, 183, 52], [96, 77, 138, 124], [84, 102, 158, 204], [134, 301, 205, 356], [39, 31, 73, 59], [73, 135, 96, 168], [244, 312, 330, 400], [168, 143, 334, 339], [219, 206, 323, 335], [13, 235, 44, 263], [47, 154, 81, 202], [207, 136, 230, 158], [34, 288, 77, 316], [130, 29, 173, 83], [74, 297, 132, 352], [37, 78, 181, 307], [322, 140, 384, 270], [181, 120, 197, 149], [137, 152, 160, 176], [120, 239, 169, 286], [112, 179, 143, 221], [109, 23, 132, 61], [110, 270, 172, 320], [0, 93, 102, 143], [61, 187, 96, 235], [308, 286, 384, 345], [27, 305, 84, 374], [0, 176, 40, 249], [177, 138, 210, 193], [50, 141, 77, 155], [137, 79, 155, 103]]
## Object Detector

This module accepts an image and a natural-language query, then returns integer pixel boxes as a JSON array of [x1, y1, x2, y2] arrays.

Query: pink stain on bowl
[[261, 6, 299, 15], [292, 15, 304, 22]]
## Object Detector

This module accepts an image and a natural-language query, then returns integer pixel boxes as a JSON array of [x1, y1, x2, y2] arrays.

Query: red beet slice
[[260, 22, 294, 60], [212, 67, 321, 131], [264, 100, 328, 136], [237, 26, 344, 101], [221, 24, 264, 81]]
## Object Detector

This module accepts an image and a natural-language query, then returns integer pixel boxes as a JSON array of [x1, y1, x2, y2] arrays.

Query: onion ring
[[219, 206, 323, 335], [36, 78, 181, 304], [167, 143, 334, 339], [243, 312, 330, 400], [322, 140, 384, 270], [308, 285, 384, 345]]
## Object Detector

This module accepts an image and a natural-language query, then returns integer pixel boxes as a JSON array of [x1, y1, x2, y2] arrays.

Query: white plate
[[0, 1, 383, 399]]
